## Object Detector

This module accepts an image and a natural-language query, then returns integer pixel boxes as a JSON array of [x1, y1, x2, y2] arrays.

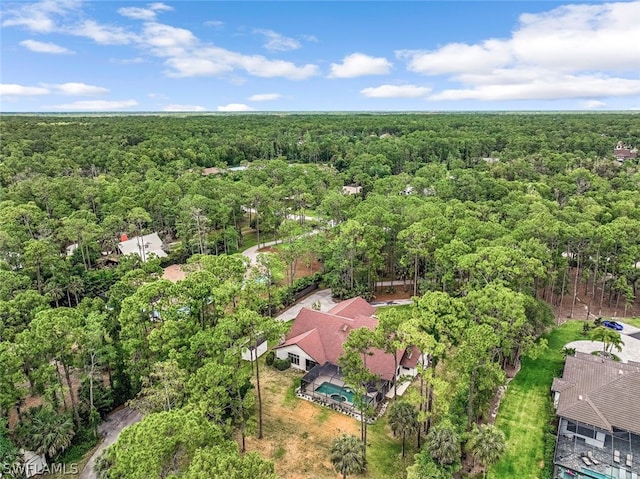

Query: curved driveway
[[79, 407, 141, 479], [564, 321, 640, 363]]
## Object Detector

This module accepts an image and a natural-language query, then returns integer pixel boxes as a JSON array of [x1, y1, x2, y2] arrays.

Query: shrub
[[265, 351, 275, 366], [273, 358, 291, 371]]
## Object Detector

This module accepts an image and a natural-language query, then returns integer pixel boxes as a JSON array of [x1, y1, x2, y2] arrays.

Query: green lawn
[[240, 229, 276, 250], [622, 317, 640, 328], [367, 415, 417, 479], [488, 321, 584, 479]]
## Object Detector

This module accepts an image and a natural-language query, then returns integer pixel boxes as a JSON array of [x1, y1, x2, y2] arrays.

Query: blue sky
[[1, 0, 639, 111]]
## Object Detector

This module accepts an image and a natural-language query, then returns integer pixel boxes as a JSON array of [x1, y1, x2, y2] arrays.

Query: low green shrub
[[265, 351, 275, 366], [273, 358, 291, 371]]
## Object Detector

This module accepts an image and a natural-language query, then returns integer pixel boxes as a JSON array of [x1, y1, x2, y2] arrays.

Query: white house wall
[[275, 345, 315, 372], [241, 340, 268, 362]]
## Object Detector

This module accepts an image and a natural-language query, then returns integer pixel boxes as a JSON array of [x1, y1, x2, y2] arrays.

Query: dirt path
[[79, 407, 141, 479]]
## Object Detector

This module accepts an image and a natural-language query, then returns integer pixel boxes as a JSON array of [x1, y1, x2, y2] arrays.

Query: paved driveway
[[564, 321, 640, 364], [79, 407, 141, 479], [275, 288, 336, 321]]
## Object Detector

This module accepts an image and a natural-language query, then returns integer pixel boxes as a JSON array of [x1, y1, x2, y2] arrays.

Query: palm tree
[[590, 327, 624, 355], [426, 421, 461, 467], [330, 434, 365, 479], [67, 276, 84, 306], [388, 401, 419, 458], [466, 424, 506, 477], [44, 278, 65, 307], [14, 406, 75, 461]]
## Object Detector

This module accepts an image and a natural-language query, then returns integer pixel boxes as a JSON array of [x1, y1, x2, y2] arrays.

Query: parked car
[[602, 320, 623, 331]]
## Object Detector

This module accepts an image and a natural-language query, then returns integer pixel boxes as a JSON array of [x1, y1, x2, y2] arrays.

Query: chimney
[[120, 233, 129, 242]]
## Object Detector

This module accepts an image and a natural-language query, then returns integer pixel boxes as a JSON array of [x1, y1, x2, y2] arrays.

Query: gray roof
[[554, 352, 640, 435], [117, 233, 167, 261]]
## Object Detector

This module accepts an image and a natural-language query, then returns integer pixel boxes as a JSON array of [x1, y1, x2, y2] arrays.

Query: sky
[[1, 0, 639, 112]]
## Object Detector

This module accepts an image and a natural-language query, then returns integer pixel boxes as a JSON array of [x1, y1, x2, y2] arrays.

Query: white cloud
[[398, 40, 511, 76], [148, 3, 173, 12], [254, 29, 301, 52], [235, 55, 318, 79], [111, 57, 146, 65], [48, 100, 138, 110], [248, 93, 281, 101], [0, 84, 50, 96], [581, 100, 607, 109], [217, 103, 254, 112], [141, 22, 197, 56], [399, 1, 640, 102], [5, 2, 317, 82], [165, 46, 318, 79], [164, 57, 233, 77], [20, 39, 74, 54], [70, 20, 138, 45], [429, 74, 640, 101], [361, 85, 431, 98], [1, 0, 81, 33], [329, 53, 392, 78], [163, 104, 207, 111], [50, 82, 109, 96], [204, 20, 224, 29], [118, 7, 158, 21], [118, 3, 173, 21], [511, 2, 640, 72]]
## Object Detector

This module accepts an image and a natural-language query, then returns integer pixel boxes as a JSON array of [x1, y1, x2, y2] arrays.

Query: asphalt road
[[79, 407, 141, 479]]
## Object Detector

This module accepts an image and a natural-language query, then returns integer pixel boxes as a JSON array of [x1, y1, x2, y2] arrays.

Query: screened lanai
[[555, 418, 640, 479]]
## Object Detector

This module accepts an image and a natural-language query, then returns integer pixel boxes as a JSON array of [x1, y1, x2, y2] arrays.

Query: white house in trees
[[275, 297, 424, 412], [117, 233, 167, 262]]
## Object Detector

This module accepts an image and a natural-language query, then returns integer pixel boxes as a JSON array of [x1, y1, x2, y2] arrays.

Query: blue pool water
[[314, 382, 355, 404]]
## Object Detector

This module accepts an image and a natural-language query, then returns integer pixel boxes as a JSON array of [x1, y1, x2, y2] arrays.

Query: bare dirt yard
[[550, 267, 640, 324], [161, 263, 186, 282], [244, 366, 362, 479]]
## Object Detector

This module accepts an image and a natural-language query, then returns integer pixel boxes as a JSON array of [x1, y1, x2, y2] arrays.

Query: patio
[[555, 419, 640, 479]]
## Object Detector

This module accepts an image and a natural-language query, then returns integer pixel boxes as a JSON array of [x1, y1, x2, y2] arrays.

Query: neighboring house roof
[[118, 233, 168, 261], [202, 167, 223, 175], [277, 298, 407, 381], [553, 352, 640, 435], [400, 346, 422, 369], [66, 243, 78, 257], [341, 185, 362, 195]]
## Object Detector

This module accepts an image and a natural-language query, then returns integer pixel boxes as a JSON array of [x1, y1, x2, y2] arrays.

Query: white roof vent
[[578, 395, 583, 400]]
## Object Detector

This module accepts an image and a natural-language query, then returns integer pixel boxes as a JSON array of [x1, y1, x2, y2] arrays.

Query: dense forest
[[1, 113, 639, 478]]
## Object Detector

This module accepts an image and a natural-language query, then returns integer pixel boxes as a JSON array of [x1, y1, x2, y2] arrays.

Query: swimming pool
[[314, 382, 355, 404]]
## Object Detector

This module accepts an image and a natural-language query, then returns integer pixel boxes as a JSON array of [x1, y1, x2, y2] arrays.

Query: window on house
[[288, 353, 300, 365]]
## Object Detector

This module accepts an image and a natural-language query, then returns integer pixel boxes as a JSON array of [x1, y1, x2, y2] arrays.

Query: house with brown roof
[[552, 352, 640, 478], [275, 297, 424, 415], [613, 142, 637, 162]]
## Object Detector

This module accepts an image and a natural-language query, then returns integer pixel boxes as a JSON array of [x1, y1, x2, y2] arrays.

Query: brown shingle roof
[[554, 352, 640, 435]]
